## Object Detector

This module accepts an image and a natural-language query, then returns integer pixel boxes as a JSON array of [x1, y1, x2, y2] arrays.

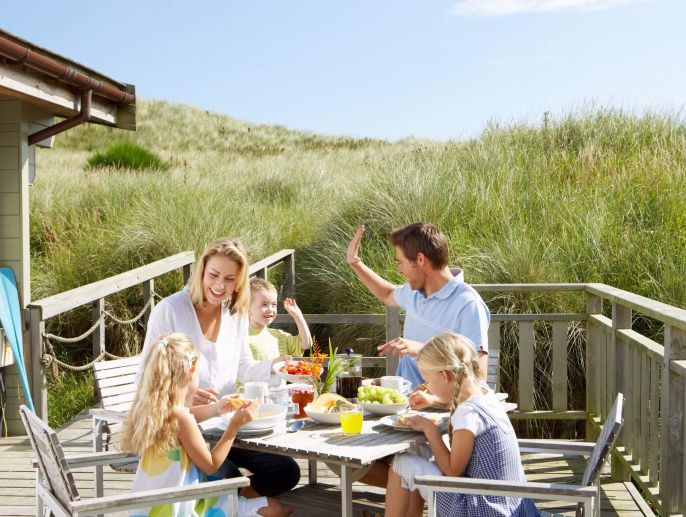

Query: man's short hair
[[388, 222, 449, 269]]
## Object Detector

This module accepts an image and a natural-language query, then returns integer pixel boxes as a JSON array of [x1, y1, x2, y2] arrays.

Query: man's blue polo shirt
[[393, 273, 490, 389]]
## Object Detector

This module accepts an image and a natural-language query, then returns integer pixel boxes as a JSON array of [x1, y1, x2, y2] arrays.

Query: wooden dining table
[[200, 411, 450, 517]]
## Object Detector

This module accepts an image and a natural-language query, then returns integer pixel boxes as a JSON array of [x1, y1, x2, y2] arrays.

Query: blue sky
[[3, 0, 685, 140]]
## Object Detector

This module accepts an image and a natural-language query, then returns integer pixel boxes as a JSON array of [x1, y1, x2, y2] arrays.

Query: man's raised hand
[[347, 225, 366, 266]]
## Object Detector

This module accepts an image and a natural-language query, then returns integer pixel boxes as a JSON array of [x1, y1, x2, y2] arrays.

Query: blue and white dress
[[392, 392, 540, 517]]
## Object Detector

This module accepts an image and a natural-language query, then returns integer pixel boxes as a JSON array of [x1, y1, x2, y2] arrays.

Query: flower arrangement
[[310, 337, 360, 395]]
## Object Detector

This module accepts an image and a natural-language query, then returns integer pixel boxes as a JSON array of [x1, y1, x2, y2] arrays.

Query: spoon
[[264, 419, 305, 441], [288, 419, 306, 432]]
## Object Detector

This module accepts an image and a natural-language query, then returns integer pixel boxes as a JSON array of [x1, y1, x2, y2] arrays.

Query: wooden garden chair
[[20, 405, 249, 517], [416, 392, 624, 517], [90, 356, 140, 498]]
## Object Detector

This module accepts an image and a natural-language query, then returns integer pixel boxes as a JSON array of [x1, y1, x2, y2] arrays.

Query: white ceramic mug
[[242, 381, 268, 403], [380, 375, 405, 392]]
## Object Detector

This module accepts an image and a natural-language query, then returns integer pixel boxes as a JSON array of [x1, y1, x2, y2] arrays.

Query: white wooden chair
[[416, 392, 624, 517], [90, 356, 140, 497], [20, 405, 249, 517]]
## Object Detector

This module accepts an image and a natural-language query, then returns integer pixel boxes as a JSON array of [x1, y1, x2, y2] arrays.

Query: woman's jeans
[[208, 447, 300, 497]]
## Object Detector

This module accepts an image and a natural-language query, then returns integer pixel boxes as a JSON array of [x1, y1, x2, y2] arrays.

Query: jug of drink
[[335, 349, 362, 400]]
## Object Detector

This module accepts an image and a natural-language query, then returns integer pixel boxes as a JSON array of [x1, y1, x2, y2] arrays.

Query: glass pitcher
[[335, 349, 362, 399]]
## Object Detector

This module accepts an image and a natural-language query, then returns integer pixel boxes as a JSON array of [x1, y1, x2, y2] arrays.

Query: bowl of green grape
[[357, 385, 409, 415]]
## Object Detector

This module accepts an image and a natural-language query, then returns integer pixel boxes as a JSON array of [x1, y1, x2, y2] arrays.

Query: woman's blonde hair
[[121, 333, 199, 457], [187, 237, 250, 315], [417, 333, 480, 412]]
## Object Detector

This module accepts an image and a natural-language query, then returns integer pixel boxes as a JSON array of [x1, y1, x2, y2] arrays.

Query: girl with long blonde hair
[[135, 237, 300, 498], [123, 332, 291, 517], [384, 333, 540, 517]]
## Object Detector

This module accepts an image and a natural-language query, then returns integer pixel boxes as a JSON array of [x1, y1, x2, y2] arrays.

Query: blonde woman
[[385, 333, 539, 517], [123, 333, 291, 516], [136, 238, 300, 498]]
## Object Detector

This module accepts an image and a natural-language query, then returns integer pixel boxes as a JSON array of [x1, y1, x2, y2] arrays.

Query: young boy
[[248, 277, 312, 360]]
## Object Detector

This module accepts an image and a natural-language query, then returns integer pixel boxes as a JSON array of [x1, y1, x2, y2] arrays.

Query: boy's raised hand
[[347, 225, 365, 265], [284, 298, 303, 318]]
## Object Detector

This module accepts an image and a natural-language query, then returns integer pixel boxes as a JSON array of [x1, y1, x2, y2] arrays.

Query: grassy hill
[[32, 99, 686, 425]]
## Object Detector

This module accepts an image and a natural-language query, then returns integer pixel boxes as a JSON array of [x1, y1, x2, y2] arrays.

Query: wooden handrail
[[28, 252, 195, 320], [586, 282, 686, 329], [248, 249, 294, 275]]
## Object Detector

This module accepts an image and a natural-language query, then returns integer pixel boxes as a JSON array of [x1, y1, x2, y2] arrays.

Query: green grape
[[358, 385, 407, 404]]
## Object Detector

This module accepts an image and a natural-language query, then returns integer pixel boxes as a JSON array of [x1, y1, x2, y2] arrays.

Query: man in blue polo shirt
[[347, 222, 490, 392]]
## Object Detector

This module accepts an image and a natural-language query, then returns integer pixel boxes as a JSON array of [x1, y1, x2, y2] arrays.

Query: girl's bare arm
[[176, 404, 255, 475], [425, 427, 474, 477]]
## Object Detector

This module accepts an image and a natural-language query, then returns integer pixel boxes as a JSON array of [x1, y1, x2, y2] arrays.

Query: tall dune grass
[[34, 100, 686, 426]]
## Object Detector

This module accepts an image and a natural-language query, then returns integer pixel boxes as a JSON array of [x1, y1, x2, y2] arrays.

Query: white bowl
[[303, 404, 342, 425], [359, 401, 409, 415], [273, 360, 320, 384], [222, 403, 286, 431], [362, 378, 412, 395]]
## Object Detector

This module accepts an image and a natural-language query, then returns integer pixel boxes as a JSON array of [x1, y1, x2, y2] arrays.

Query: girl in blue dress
[[385, 333, 540, 517]]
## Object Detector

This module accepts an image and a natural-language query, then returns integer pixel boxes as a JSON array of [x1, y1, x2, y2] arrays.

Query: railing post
[[182, 263, 192, 285], [29, 307, 47, 422], [143, 279, 155, 324], [585, 293, 602, 440], [611, 302, 631, 481], [660, 325, 686, 514], [285, 252, 296, 299], [92, 299, 105, 401], [385, 306, 401, 375]]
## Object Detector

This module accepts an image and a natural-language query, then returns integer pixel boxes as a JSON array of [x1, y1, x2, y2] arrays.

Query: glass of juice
[[290, 384, 314, 419], [340, 405, 363, 434]]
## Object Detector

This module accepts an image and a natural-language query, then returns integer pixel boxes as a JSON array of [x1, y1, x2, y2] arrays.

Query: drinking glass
[[340, 405, 363, 434]]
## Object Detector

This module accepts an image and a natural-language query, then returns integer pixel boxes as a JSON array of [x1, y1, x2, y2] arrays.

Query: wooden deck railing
[[22, 249, 686, 515]]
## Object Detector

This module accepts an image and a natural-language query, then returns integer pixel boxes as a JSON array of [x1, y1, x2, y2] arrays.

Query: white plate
[[273, 360, 320, 384], [221, 403, 286, 431], [380, 413, 448, 432], [362, 378, 412, 395], [359, 401, 409, 415], [303, 404, 342, 425], [236, 426, 279, 436]]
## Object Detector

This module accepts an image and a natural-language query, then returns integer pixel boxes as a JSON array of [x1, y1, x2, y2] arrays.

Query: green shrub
[[86, 141, 168, 171]]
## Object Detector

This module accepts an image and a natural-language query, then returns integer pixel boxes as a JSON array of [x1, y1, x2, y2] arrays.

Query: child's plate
[[273, 360, 320, 384], [362, 378, 412, 395], [380, 412, 449, 432], [221, 403, 286, 432]]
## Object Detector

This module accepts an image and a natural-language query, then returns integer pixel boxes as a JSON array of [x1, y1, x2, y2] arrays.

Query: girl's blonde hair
[[187, 237, 250, 315], [121, 333, 199, 457], [417, 332, 480, 412]]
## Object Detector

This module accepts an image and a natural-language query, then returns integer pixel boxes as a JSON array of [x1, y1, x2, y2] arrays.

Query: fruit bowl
[[358, 400, 409, 415], [273, 360, 320, 383], [303, 404, 342, 425]]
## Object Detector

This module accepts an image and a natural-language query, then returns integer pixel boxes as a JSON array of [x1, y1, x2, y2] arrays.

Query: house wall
[[0, 99, 33, 435]]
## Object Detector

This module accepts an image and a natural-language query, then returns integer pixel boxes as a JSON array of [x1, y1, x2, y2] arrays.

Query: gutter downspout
[[28, 89, 91, 146]]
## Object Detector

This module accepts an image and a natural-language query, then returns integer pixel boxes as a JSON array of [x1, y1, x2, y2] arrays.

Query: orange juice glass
[[340, 405, 363, 434]]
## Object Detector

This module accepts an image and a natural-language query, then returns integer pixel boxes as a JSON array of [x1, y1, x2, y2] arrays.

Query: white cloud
[[451, 0, 655, 16]]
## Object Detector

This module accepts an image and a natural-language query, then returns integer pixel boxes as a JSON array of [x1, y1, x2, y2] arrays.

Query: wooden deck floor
[[0, 412, 654, 516]]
